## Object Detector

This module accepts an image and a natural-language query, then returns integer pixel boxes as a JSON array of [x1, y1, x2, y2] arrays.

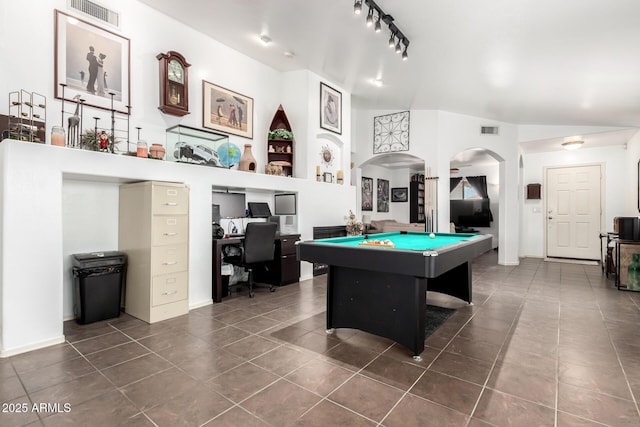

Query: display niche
[[267, 105, 294, 177]]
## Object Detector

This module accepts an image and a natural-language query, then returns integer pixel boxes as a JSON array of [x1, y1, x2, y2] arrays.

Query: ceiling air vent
[[68, 0, 120, 29], [480, 126, 499, 135]]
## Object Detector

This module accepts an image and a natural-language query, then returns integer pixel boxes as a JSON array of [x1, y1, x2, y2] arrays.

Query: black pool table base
[[325, 261, 472, 358]]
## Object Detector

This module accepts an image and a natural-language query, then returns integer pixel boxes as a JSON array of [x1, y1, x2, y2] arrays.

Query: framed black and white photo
[[377, 179, 389, 212], [54, 10, 131, 114], [391, 187, 408, 202], [320, 82, 342, 134], [362, 177, 373, 211], [373, 111, 410, 153]]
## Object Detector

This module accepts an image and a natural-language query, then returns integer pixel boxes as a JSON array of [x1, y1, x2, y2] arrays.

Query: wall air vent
[[68, 0, 120, 29], [480, 126, 499, 135]]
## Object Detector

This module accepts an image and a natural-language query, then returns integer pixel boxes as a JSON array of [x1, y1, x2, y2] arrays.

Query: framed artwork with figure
[[377, 179, 389, 212], [320, 82, 342, 134], [202, 80, 254, 139], [54, 10, 131, 114], [362, 177, 373, 211]]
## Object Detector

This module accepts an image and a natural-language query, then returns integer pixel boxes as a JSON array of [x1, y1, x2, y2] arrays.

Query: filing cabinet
[[119, 181, 190, 323]]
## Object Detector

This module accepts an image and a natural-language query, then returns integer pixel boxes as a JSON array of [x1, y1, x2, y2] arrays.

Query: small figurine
[[99, 131, 109, 151]]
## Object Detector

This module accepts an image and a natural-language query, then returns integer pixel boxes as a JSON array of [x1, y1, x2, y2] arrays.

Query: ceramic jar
[[137, 140, 148, 158], [149, 143, 166, 160], [50, 126, 65, 146], [238, 144, 257, 172]]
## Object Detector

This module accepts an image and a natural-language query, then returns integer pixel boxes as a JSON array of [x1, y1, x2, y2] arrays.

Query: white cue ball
[[429, 233, 436, 239]]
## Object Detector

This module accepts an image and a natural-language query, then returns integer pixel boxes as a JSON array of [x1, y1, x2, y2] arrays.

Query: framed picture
[[324, 172, 333, 183], [54, 10, 131, 114], [202, 80, 254, 139], [320, 82, 342, 134], [373, 111, 410, 153], [362, 177, 373, 211], [377, 179, 389, 212], [391, 187, 408, 202]]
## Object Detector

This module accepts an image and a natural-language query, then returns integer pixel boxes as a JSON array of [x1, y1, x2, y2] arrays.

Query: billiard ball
[[429, 233, 436, 239]]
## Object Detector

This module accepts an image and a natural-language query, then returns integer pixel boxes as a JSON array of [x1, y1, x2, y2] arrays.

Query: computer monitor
[[248, 202, 272, 218], [274, 193, 296, 215]]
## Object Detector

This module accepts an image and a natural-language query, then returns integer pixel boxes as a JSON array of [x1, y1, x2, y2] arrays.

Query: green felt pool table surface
[[316, 231, 478, 251]]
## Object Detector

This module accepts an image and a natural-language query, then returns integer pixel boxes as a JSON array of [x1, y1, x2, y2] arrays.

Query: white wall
[[623, 130, 640, 216], [520, 145, 627, 257], [0, 0, 356, 356]]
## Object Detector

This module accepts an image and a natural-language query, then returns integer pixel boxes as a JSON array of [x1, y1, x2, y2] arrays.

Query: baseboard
[[1, 335, 65, 358], [190, 299, 213, 310], [544, 257, 599, 266]]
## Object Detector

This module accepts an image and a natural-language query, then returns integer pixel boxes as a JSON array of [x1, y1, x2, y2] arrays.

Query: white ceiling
[[139, 0, 640, 128], [139, 0, 640, 167]]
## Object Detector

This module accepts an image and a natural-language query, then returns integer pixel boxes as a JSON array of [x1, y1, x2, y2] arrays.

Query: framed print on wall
[[377, 179, 389, 212], [373, 111, 410, 153], [362, 177, 373, 211], [391, 187, 408, 202], [54, 10, 131, 114], [203, 80, 254, 139], [320, 82, 342, 134]]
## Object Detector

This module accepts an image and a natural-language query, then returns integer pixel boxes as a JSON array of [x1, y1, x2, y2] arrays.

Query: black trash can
[[72, 251, 127, 324]]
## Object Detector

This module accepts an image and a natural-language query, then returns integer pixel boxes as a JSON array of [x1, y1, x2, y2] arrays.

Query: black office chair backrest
[[243, 222, 277, 264]]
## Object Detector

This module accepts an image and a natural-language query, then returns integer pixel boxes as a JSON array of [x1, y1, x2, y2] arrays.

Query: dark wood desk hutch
[[212, 234, 300, 302]]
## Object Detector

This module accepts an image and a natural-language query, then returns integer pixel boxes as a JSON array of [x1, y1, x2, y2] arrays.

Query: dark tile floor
[[2, 252, 640, 426]]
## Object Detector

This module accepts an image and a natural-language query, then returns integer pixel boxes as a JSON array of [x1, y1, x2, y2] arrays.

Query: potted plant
[[268, 129, 294, 140]]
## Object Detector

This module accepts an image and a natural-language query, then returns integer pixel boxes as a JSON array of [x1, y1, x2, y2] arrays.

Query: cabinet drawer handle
[[164, 202, 178, 206], [162, 261, 177, 265], [166, 190, 178, 196], [162, 290, 178, 296], [282, 239, 288, 243], [163, 232, 177, 236]]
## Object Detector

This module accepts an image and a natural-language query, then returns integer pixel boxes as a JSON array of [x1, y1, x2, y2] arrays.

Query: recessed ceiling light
[[370, 78, 383, 87], [259, 34, 272, 46], [283, 51, 295, 58]]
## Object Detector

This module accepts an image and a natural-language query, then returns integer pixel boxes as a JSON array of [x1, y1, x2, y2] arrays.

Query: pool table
[[296, 231, 492, 359]]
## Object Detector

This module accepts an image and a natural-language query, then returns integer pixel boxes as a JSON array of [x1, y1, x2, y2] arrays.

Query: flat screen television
[[274, 193, 296, 215], [248, 202, 272, 218], [450, 199, 492, 228]]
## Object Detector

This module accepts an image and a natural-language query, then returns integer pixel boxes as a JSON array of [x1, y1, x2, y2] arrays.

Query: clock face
[[168, 59, 184, 84]]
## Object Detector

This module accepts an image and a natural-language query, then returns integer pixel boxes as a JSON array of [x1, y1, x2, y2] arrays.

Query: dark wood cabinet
[[410, 181, 425, 223], [255, 234, 301, 286]]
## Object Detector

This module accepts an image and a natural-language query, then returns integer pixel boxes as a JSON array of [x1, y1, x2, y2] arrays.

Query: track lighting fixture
[[354, 0, 362, 15], [353, 0, 410, 61]]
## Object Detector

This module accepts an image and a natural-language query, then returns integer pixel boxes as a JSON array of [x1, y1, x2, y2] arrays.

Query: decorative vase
[[238, 144, 257, 172], [149, 143, 166, 160], [50, 126, 65, 147], [628, 253, 640, 291], [137, 140, 148, 158]]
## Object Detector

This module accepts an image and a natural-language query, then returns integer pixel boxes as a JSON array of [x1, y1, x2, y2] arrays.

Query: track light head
[[354, 0, 362, 15], [388, 32, 396, 48], [402, 47, 408, 61], [374, 13, 382, 32], [366, 7, 374, 27], [395, 40, 402, 53]]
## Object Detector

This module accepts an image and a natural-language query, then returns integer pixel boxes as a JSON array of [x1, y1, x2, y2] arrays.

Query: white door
[[546, 164, 601, 260]]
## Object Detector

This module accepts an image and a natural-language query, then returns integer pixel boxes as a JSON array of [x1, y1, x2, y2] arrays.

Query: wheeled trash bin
[[72, 251, 127, 324]]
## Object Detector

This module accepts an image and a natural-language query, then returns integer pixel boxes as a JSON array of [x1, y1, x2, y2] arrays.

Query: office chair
[[223, 222, 277, 298]]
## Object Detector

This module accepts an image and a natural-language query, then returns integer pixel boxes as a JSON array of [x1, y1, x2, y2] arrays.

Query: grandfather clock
[[157, 51, 190, 116]]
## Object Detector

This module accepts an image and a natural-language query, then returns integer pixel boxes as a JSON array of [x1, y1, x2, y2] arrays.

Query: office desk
[[212, 234, 300, 302]]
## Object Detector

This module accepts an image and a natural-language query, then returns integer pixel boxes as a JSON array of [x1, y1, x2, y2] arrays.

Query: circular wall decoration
[[320, 144, 334, 166], [373, 111, 410, 154]]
